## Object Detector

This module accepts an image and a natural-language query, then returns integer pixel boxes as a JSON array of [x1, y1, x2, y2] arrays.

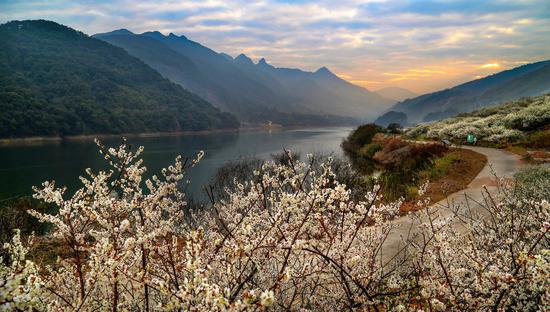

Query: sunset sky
[[1, 0, 549, 94]]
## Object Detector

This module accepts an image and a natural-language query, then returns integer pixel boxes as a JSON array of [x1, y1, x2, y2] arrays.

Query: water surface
[[0, 127, 351, 201]]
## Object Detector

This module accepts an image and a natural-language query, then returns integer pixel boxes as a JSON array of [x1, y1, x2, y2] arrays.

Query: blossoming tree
[[1, 141, 548, 311]]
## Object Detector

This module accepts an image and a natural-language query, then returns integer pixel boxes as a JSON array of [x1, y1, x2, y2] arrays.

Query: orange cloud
[[480, 63, 500, 69]]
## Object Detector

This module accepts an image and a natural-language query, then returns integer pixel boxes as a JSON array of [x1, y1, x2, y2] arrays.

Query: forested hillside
[[0, 20, 239, 138], [387, 60, 550, 123]]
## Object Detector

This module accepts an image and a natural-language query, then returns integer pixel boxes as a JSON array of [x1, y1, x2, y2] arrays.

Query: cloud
[[480, 63, 501, 69], [1, 0, 549, 93]]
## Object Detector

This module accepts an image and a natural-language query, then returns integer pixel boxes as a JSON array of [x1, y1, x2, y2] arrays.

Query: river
[[0, 127, 352, 202]]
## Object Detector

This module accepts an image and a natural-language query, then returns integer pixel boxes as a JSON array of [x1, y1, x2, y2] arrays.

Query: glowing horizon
[[1, 0, 549, 94]]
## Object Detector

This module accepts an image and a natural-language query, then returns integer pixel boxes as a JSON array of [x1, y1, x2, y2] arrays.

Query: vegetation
[[208, 151, 371, 204], [0, 198, 53, 262], [407, 94, 550, 147], [1, 142, 547, 310], [0, 20, 239, 138], [388, 60, 550, 123], [342, 124, 450, 200], [374, 110, 407, 127]]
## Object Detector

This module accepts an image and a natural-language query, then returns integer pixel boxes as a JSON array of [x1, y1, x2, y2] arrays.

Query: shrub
[[427, 152, 460, 179], [341, 123, 384, 153], [514, 164, 550, 201], [1, 142, 548, 311], [413, 167, 549, 311], [526, 129, 550, 149], [407, 94, 550, 145], [502, 97, 550, 131]]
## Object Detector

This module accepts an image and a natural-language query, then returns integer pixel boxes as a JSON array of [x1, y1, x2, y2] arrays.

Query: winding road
[[380, 145, 524, 262]]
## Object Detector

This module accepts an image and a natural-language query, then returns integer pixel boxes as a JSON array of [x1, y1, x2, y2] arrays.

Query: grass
[[400, 148, 487, 214], [425, 152, 460, 179]]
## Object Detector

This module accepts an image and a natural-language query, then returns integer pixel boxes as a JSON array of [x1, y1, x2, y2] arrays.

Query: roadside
[[400, 147, 487, 214], [380, 145, 524, 261]]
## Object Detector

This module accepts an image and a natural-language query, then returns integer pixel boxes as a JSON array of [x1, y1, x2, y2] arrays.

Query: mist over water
[[0, 127, 351, 201]]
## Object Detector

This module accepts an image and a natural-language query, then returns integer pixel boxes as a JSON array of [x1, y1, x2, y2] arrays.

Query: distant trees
[[1, 141, 548, 311], [0, 20, 239, 138], [374, 110, 408, 127]]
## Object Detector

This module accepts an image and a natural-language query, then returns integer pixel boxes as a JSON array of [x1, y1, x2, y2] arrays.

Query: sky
[[1, 0, 549, 94]]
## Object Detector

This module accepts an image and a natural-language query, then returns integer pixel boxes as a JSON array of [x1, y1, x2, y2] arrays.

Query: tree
[[1, 142, 548, 311]]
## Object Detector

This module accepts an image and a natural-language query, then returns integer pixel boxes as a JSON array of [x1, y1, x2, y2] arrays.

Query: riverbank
[[0, 126, 282, 146], [0, 121, 334, 146]]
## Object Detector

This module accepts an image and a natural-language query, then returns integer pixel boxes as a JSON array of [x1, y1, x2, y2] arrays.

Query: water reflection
[[0, 127, 351, 200]]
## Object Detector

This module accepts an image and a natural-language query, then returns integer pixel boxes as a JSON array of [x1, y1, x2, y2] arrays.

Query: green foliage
[[0, 20, 239, 138], [343, 122, 450, 201], [374, 111, 407, 127], [526, 129, 550, 149], [514, 164, 550, 202], [386, 123, 403, 134], [426, 153, 460, 179], [344, 123, 385, 149], [341, 124, 386, 173]]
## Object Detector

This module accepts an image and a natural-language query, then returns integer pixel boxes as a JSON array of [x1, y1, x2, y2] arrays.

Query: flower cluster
[[410, 186, 549, 310], [0, 230, 45, 311], [1, 141, 548, 311], [407, 94, 549, 143]]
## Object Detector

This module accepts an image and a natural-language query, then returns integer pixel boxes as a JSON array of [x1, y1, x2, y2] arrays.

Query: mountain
[[0, 20, 239, 138], [374, 111, 408, 127], [386, 60, 550, 123], [94, 30, 393, 125], [374, 87, 416, 102]]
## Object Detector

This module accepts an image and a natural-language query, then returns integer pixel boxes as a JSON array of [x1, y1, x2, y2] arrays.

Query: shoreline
[[0, 127, 264, 146], [0, 125, 344, 146]]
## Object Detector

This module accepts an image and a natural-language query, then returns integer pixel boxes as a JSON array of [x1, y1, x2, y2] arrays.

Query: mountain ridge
[[0, 20, 239, 138], [386, 60, 550, 123], [94, 29, 393, 124]]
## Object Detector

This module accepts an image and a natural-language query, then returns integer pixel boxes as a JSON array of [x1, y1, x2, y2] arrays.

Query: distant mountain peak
[[235, 53, 254, 65], [93, 28, 134, 38], [167, 32, 187, 40], [314, 66, 338, 78], [111, 28, 134, 35], [141, 31, 165, 40], [219, 52, 233, 60], [257, 58, 275, 69]]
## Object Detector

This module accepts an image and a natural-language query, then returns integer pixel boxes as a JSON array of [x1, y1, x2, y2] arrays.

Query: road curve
[[379, 145, 524, 262]]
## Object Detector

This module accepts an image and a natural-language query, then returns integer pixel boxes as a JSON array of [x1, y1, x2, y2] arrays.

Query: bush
[[341, 123, 386, 174], [502, 98, 550, 131], [1, 142, 548, 311], [341, 123, 384, 153], [514, 164, 550, 201], [526, 129, 550, 149], [407, 94, 550, 144]]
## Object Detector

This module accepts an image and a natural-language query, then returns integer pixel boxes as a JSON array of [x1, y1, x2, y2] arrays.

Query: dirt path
[[380, 145, 524, 262]]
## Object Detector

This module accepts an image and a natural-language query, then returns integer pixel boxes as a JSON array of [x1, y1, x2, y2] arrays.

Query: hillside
[[94, 29, 393, 125], [407, 94, 550, 145], [0, 20, 239, 138], [387, 61, 550, 123]]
